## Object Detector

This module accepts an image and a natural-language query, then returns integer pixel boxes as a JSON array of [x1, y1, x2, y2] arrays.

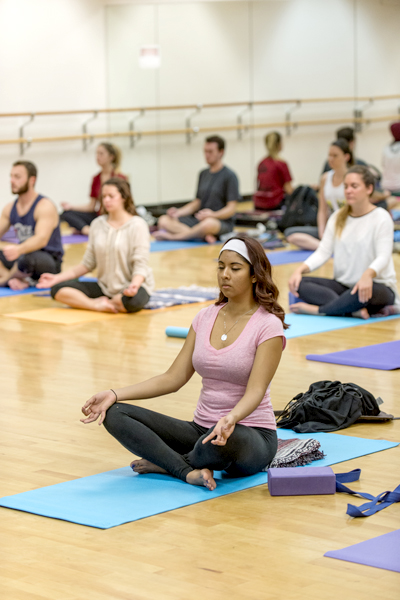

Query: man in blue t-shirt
[[0, 161, 63, 289], [155, 136, 240, 243]]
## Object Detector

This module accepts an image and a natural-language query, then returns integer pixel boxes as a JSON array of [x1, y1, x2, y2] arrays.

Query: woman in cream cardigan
[[38, 178, 154, 313]]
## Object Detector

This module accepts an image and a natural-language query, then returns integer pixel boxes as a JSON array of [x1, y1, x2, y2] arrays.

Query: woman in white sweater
[[288, 166, 399, 319], [38, 178, 154, 313]]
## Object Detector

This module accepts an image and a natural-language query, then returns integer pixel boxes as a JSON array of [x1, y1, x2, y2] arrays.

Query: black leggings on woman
[[60, 210, 97, 232], [51, 280, 150, 313], [298, 276, 395, 316], [103, 404, 278, 482]]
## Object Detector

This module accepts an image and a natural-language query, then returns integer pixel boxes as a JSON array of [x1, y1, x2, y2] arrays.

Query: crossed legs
[[103, 404, 277, 490], [155, 215, 222, 243], [291, 276, 395, 317]]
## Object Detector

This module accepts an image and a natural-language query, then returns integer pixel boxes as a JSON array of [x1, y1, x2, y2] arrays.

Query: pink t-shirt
[[191, 303, 286, 430]]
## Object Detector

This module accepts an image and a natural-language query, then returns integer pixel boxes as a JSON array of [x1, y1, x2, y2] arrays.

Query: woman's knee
[[121, 288, 150, 313], [102, 403, 123, 432], [50, 282, 65, 299]]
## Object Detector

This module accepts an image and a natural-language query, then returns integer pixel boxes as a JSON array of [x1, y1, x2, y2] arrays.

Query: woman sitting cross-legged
[[288, 166, 399, 318], [80, 236, 287, 491], [60, 142, 128, 236], [38, 178, 154, 313]]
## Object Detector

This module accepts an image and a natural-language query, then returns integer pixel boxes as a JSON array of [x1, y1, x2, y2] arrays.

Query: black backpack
[[278, 185, 318, 232], [276, 380, 380, 433]]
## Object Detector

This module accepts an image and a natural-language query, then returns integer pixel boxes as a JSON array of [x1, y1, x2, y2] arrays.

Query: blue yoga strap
[[335, 468, 400, 517]]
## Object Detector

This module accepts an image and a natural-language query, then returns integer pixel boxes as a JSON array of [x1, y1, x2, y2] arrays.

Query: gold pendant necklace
[[221, 307, 255, 341]]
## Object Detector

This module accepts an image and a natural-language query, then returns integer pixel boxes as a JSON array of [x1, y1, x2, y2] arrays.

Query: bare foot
[[186, 468, 216, 491], [8, 278, 29, 290], [289, 302, 319, 315], [153, 230, 175, 241], [372, 305, 400, 318], [110, 294, 127, 313], [352, 308, 370, 320], [205, 234, 217, 244], [130, 459, 168, 475], [91, 296, 118, 313]]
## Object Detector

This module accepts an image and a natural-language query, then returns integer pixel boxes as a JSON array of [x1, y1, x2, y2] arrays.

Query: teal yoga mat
[[0, 277, 98, 298], [0, 430, 397, 529], [166, 313, 400, 340], [150, 240, 209, 252], [284, 313, 400, 339]]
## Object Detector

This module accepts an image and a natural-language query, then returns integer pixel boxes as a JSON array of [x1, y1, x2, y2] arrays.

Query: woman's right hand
[[37, 272, 61, 288], [288, 270, 303, 297], [61, 202, 72, 211], [81, 390, 117, 425]]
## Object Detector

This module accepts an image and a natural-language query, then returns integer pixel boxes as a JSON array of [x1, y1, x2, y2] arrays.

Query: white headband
[[219, 239, 252, 264]]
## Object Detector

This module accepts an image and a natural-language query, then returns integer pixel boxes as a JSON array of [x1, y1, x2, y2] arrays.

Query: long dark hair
[[216, 234, 289, 330], [331, 138, 354, 166], [102, 178, 137, 216]]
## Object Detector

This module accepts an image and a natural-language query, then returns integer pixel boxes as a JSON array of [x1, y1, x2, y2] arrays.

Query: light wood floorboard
[[1, 234, 399, 599]]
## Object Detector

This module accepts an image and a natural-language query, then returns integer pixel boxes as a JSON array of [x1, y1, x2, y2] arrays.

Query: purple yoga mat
[[61, 234, 89, 244], [306, 340, 400, 371], [1, 228, 18, 243], [324, 529, 400, 573]]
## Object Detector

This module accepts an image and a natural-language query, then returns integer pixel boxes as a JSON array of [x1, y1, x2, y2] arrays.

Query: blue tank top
[[10, 194, 64, 259]]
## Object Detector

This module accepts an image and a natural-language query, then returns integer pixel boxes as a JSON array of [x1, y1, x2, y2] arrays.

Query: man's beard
[[12, 181, 29, 195]]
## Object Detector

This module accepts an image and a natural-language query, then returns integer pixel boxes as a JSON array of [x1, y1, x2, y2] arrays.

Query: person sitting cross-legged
[[0, 161, 63, 290], [38, 178, 154, 313], [154, 135, 240, 244], [80, 236, 287, 491], [288, 166, 399, 319]]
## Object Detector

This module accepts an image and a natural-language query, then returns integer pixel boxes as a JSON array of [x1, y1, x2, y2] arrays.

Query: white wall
[[104, 0, 400, 206], [0, 0, 107, 212], [1, 0, 399, 213]]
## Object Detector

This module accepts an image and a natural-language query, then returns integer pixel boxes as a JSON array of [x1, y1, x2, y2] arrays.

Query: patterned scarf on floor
[[264, 438, 324, 470]]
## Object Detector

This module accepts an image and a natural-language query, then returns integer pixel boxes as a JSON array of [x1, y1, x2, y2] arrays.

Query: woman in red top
[[60, 142, 127, 235], [253, 132, 293, 210]]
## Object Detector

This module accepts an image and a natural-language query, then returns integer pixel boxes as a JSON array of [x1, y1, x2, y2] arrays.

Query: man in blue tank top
[[0, 161, 63, 289]]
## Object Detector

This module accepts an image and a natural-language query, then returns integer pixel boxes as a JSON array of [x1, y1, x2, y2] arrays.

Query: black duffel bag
[[278, 185, 318, 232], [276, 380, 380, 433]]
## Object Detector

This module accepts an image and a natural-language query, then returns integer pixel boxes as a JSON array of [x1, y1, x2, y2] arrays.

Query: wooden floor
[[1, 232, 399, 600]]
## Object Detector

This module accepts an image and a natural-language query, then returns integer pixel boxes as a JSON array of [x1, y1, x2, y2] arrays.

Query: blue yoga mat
[[324, 529, 400, 573], [0, 286, 41, 297], [0, 430, 397, 529], [0, 276, 98, 298], [267, 250, 313, 265], [150, 240, 210, 252], [149, 242, 312, 261], [285, 313, 400, 339], [307, 340, 400, 370], [166, 313, 400, 340]]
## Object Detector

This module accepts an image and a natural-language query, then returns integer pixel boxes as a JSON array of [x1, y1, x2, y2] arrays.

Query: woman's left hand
[[124, 283, 139, 297], [202, 415, 236, 446], [351, 273, 373, 304]]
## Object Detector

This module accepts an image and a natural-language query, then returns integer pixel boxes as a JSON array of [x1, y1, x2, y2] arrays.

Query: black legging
[[103, 404, 277, 482], [298, 276, 395, 316], [51, 279, 150, 313], [0, 249, 62, 282], [60, 210, 97, 232]]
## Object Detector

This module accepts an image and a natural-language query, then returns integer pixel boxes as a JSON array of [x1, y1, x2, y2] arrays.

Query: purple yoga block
[[268, 467, 336, 496]]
